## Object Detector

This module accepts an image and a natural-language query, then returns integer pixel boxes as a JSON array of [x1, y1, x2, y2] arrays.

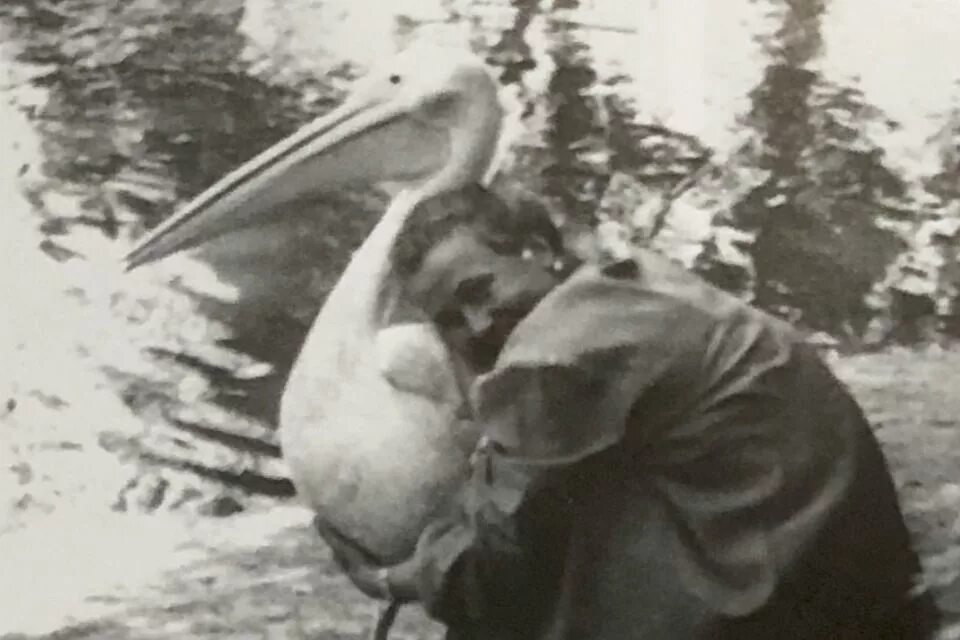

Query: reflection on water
[[0, 1, 924, 408], [0, 0, 689, 345], [3, 0, 959, 336], [6, 2, 298, 203], [1, 0, 689, 511], [2, 0, 960, 507]]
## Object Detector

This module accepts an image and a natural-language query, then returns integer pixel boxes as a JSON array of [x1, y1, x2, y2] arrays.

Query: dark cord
[[370, 601, 401, 640]]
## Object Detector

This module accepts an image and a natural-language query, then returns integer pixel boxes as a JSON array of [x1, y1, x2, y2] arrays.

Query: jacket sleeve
[[405, 472, 538, 627], [399, 361, 650, 626]]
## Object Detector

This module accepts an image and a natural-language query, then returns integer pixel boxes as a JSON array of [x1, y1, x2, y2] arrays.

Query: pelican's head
[[124, 43, 503, 270]]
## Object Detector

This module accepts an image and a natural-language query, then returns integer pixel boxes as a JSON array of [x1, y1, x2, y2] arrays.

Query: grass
[[834, 346, 960, 626]]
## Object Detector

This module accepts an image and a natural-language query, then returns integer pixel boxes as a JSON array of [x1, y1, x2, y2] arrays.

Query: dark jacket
[[406, 250, 937, 639]]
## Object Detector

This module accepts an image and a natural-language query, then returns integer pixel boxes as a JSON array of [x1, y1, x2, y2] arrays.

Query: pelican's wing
[[376, 323, 463, 404]]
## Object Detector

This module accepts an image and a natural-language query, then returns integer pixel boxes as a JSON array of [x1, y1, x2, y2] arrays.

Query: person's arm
[[320, 361, 640, 624], [317, 445, 545, 625], [391, 448, 547, 621], [387, 362, 636, 624]]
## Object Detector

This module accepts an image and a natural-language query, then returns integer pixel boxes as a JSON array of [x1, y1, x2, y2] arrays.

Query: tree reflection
[[735, 0, 905, 336]]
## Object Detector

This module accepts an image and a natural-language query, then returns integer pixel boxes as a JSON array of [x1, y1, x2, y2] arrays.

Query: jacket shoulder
[[495, 258, 711, 370]]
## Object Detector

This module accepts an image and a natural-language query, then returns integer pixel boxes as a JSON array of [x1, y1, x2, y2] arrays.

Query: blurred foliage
[[4, 0, 959, 349], [0, 0, 370, 519], [2, 0, 960, 510], [722, 0, 908, 338], [474, 0, 960, 347]]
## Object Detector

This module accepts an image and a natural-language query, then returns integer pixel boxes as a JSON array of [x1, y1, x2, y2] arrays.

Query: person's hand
[[313, 516, 392, 600]]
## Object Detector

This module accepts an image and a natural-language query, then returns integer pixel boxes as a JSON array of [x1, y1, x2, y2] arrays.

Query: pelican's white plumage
[[125, 43, 505, 561]]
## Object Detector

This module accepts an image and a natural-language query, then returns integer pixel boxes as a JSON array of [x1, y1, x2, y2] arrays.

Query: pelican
[[124, 43, 503, 563]]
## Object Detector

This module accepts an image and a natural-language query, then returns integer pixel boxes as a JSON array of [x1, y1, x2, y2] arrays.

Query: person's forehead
[[408, 231, 498, 307]]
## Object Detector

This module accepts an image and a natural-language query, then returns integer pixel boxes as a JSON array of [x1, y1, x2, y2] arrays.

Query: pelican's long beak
[[123, 88, 448, 271]]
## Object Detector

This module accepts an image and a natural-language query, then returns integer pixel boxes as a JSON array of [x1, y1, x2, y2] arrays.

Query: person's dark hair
[[390, 183, 563, 280]]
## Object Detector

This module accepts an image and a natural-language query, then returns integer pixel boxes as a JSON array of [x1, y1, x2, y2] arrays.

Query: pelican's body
[[125, 44, 504, 562], [279, 190, 475, 560]]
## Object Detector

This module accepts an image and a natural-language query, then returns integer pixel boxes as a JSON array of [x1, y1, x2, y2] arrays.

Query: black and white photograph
[[1, 1, 958, 638]]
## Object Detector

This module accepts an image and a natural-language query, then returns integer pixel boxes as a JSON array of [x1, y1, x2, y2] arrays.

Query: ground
[[1, 347, 959, 640]]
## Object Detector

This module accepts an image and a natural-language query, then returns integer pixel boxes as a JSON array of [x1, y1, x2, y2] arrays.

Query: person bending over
[[318, 184, 939, 640]]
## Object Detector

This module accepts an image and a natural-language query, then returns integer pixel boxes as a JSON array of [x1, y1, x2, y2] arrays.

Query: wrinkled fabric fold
[[401, 251, 933, 639]]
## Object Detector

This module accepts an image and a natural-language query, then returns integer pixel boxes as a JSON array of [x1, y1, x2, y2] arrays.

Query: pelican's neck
[[318, 81, 503, 333], [319, 188, 424, 331]]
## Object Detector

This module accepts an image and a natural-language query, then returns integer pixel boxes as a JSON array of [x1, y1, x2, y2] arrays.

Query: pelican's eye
[[389, 73, 402, 85]]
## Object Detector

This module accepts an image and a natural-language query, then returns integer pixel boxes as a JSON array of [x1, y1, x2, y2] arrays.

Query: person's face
[[407, 227, 563, 372]]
